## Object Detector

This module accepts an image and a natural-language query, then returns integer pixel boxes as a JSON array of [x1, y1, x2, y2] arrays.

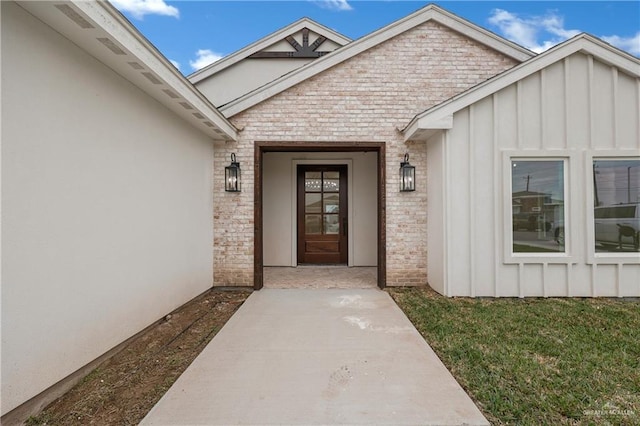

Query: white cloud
[[488, 9, 580, 53], [110, 0, 179, 20], [169, 59, 181, 71], [602, 32, 640, 56], [313, 0, 353, 12], [189, 49, 224, 71]]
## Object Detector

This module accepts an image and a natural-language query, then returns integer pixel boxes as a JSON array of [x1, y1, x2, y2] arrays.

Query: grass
[[388, 287, 640, 425]]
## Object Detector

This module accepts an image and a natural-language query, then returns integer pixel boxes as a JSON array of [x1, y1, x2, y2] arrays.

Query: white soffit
[[219, 4, 535, 117], [403, 33, 640, 142], [188, 17, 352, 84], [17, 1, 237, 141]]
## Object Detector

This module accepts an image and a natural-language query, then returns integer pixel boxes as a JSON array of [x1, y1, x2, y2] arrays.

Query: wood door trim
[[254, 142, 386, 290], [296, 165, 348, 264]]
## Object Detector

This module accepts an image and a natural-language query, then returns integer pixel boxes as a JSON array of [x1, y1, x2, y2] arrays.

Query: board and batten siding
[[428, 52, 640, 297]]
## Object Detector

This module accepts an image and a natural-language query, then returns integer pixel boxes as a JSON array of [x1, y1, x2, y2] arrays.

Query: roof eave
[[219, 4, 536, 118], [18, 0, 237, 141], [188, 17, 352, 84], [403, 34, 640, 142]]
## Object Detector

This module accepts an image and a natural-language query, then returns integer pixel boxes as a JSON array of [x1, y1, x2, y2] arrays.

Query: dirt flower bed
[[27, 289, 251, 426]]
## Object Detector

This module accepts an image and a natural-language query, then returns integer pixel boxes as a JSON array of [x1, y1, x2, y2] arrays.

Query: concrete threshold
[[141, 289, 488, 425]]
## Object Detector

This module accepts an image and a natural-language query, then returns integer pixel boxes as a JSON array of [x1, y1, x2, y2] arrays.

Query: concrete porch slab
[[141, 289, 488, 425]]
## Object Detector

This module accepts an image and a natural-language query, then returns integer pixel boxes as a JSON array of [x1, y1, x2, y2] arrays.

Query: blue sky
[[111, 1, 640, 75]]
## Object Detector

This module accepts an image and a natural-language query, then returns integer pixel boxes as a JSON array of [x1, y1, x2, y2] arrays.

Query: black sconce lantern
[[225, 153, 241, 192], [399, 153, 415, 192]]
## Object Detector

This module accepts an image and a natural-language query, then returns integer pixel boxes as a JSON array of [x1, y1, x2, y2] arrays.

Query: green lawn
[[388, 288, 640, 425]]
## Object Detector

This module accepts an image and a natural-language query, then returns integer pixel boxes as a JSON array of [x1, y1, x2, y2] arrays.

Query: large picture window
[[511, 160, 565, 253], [593, 159, 640, 253]]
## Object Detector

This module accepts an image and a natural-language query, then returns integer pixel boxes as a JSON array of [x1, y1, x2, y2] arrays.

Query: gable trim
[[188, 18, 351, 84], [403, 34, 640, 141], [219, 4, 535, 117]]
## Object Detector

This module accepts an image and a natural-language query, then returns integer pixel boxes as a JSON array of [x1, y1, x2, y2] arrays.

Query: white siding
[[442, 52, 640, 297], [426, 133, 445, 294], [196, 58, 315, 107], [1, 3, 215, 413]]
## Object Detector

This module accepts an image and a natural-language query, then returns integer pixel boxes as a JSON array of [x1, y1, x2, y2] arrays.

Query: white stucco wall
[[1, 3, 215, 414], [263, 152, 378, 266], [433, 52, 640, 297]]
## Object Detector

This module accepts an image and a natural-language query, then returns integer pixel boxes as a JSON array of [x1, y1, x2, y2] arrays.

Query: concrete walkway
[[141, 289, 488, 425]]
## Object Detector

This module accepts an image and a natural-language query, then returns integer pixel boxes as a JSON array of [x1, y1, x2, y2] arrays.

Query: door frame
[[296, 164, 349, 265], [254, 141, 386, 289], [292, 160, 353, 266]]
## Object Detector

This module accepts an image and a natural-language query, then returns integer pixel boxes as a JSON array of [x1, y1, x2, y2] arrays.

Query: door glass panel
[[323, 174, 339, 192], [324, 193, 339, 213], [305, 193, 322, 213], [305, 172, 322, 192], [305, 215, 322, 234], [324, 215, 339, 234]]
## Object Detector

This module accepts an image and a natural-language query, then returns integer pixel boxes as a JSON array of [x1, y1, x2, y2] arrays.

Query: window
[[511, 160, 565, 253], [593, 159, 640, 253]]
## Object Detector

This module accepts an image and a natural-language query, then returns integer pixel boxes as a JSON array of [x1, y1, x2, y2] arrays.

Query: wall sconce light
[[225, 153, 241, 192], [399, 153, 415, 192]]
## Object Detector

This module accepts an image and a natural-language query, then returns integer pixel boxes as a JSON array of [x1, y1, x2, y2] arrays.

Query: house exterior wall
[[263, 152, 378, 266], [212, 20, 518, 287], [426, 132, 446, 294], [197, 58, 315, 107], [1, 3, 215, 414], [435, 52, 640, 297], [196, 28, 345, 108]]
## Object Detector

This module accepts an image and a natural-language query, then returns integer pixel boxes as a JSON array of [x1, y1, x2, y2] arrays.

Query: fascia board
[[78, 1, 238, 140], [580, 34, 640, 75], [220, 5, 535, 117], [404, 115, 452, 142], [20, 1, 237, 141], [432, 7, 534, 62], [403, 34, 640, 141], [188, 18, 352, 84]]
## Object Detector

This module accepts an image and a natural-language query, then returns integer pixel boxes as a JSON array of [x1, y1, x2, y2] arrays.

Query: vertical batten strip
[[617, 263, 622, 297], [542, 262, 548, 297], [563, 58, 569, 150], [444, 131, 451, 297], [587, 55, 595, 150], [469, 105, 476, 297], [540, 69, 546, 151], [493, 93, 500, 297], [591, 262, 597, 297], [518, 263, 524, 298], [516, 80, 523, 150], [637, 79, 640, 145], [611, 67, 618, 148], [566, 262, 572, 296]]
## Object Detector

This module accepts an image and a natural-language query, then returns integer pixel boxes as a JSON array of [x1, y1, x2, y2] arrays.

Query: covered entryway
[[254, 142, 386, 290]]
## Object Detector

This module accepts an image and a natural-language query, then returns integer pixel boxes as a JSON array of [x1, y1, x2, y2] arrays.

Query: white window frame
[[502, 151, 575, 264], [587, 151, 640, 265]]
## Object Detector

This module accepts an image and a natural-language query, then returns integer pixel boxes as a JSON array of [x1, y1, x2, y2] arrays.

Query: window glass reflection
[[593, 159, 640, 252], [512, 160, 565, 253]]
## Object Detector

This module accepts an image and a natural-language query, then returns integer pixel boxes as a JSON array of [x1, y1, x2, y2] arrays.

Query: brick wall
[[213, 21, 518, 287]]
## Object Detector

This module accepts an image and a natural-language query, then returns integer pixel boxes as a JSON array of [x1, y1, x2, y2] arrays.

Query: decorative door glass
[[305, 171, 341, 235]]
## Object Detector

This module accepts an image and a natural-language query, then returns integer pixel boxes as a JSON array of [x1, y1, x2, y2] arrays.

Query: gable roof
[[17, 0, 237, 141], [219, 4, 535, 117], [188, 17, 351, 84], [403, 33, 640, 141]]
